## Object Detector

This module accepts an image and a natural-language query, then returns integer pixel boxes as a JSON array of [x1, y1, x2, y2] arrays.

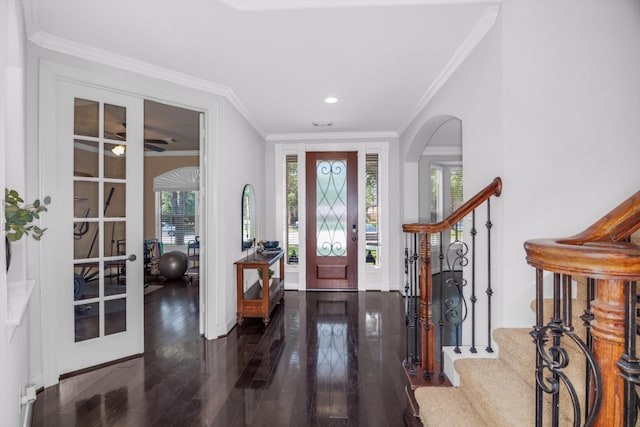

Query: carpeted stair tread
[[415, 387, 488, 427], [455, 358, 571, 426], [493, 327, 534, 380], [455, 358, 535, 426]]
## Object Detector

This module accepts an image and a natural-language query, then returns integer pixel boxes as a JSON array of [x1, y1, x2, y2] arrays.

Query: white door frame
[[273, 141, 390, 292], [39, 60, 218, 386]]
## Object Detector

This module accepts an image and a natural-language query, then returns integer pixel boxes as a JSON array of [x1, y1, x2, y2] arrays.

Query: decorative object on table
[[263, 240, 279, 249], [158, 251, 188, 280], [257, 268, 274, 287], [261, 240, 281, 254], [4, 188, 51, 271]]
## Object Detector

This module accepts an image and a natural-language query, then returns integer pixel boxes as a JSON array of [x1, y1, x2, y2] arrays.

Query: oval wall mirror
[[241, 184, 255, 250]]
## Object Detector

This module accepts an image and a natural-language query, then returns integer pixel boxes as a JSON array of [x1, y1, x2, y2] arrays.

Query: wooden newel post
[[420, 233, 435, 374], [590, 279, 626, 427]]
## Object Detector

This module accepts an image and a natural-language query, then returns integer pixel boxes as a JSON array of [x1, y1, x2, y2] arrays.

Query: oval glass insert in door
[[73, 100, 130, 342]]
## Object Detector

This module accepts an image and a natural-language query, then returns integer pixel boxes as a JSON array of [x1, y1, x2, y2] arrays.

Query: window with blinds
[[450, 168, 464, 241], [285, 154, 299, 264], [156, 190, 198, 246], [365, 154, 380, 265], [428, 165, 464, 246], [430, 166, 443, 247]]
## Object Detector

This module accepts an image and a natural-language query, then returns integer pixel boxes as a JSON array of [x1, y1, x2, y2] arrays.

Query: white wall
[[1, 1, 33, 425], [400, 9, 503, 339], [216, 98, 265, 333], [401, 0, 640, 332], [500, 0, 640, 326]]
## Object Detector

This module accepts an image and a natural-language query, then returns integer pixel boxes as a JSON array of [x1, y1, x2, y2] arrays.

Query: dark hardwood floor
[[33, 280, 411, 426]]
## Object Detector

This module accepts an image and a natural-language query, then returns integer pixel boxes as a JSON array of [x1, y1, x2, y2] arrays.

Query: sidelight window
[[286, 154, 299, 264]]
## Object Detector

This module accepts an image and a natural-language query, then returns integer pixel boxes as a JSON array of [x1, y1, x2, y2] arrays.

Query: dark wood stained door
[[306, 152, 358, 290]]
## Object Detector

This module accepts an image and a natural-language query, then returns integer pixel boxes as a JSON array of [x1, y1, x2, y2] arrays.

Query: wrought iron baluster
[[617, 280, 640, 427], [403, 234, 412, 371], [470, 210, 477, 353], [581, 277, 595, 420], [552, 273, 561, 427], [485, 199, 494, 353], [422, 233, 431, 381], [533, 268, 544, 426], [411, 233, 419, 371], [438, 231, 445, 380]]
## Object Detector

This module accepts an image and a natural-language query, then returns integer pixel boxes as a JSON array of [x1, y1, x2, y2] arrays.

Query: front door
[[56, 81, 144, 375], [306, 152, 358, 290]]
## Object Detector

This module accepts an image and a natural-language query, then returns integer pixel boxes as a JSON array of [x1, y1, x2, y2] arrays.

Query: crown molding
[[27, 30, 267, 138], [398, 4, 500, 135], [266, 130, 398, 142], [221, 0, 500, 11], [423, 145, 462, 156]]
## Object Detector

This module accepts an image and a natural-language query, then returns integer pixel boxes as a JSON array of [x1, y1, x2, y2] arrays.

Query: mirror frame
[[241, 184, 255, 250]]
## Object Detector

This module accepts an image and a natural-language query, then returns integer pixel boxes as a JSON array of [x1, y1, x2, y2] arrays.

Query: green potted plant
[[4, 188, 51, 271], [257, 268, 274, 287]]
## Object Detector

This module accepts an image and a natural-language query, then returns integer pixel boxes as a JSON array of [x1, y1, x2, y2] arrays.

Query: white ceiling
[[24, 0, 499, 141]]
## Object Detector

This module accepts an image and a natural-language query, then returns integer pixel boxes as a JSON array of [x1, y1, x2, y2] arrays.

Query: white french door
[[54, 81, 144, 375]]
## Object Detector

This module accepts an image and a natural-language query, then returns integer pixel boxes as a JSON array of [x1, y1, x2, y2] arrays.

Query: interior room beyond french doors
[[57, 81, 144, 375]]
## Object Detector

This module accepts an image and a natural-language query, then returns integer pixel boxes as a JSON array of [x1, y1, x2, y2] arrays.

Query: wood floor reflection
[[33, 281, 409, 426]]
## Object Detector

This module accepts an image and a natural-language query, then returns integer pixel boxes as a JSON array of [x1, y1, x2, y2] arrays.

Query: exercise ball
[[158, 251, 188, 279]]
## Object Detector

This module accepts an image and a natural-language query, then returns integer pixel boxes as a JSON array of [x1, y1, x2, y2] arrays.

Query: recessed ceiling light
[[312, 121, 333, 127], [324, 96, 338, 104]]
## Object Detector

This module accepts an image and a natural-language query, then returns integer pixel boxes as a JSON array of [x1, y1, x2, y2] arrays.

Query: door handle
[[127, 254, 137, 262]]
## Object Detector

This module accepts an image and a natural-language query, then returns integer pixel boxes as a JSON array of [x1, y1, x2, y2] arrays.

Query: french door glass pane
[[105, 298, 127, 336], [73, 264, 94, 301], [75, 301, 99, 342], [74, 222, 98, 259], [104, 221, 126, 257], [73, 96, 129, 343], [74, 140, 99, 178], [316, 159, 347, 257], [103, 104, 126, 139], [74, 181, 98, 218], [104, 143, 126, 179], [74, 98, 99, 137]]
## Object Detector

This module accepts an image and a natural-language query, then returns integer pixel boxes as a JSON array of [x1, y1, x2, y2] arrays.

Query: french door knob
[[127, 254, 137, 262]]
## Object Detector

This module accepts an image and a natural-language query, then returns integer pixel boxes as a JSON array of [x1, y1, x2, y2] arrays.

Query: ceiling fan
[[109, 122, 177, 152]]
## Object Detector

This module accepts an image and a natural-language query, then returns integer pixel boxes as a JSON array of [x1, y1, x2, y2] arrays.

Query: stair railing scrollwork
[[525, 190, 640, 427], [402, 177, 502, 387]]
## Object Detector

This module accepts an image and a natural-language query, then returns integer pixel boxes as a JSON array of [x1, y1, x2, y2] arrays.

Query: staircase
[[405, 189, 640, 426], [415, 328, 583, 426], [414, 279, 592, 427]]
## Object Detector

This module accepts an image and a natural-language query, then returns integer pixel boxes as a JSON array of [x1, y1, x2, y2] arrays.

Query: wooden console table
[[235, 250, 285, 326]]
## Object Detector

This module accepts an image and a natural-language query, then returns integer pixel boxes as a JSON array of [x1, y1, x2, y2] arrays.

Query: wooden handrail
[[401, 176, 502, 386], [524, 190, 640, 427], [525, 191, 640, 279], [402, 177, 502, 234]]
